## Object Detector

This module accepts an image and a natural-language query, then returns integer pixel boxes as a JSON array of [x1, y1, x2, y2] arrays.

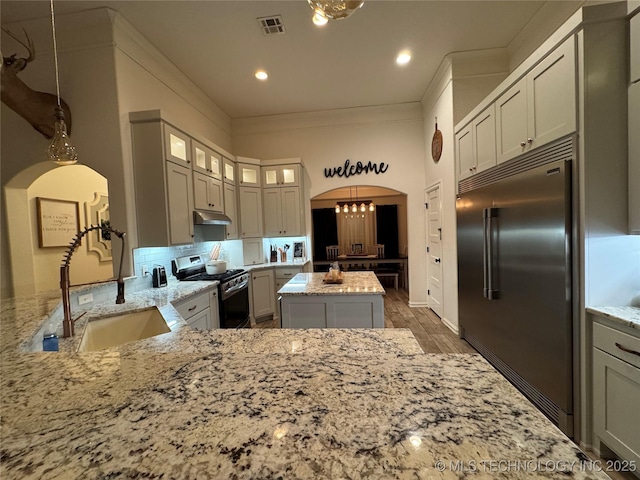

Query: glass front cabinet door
[[192, 140, 222, 180], [263, 165, 300, 188]]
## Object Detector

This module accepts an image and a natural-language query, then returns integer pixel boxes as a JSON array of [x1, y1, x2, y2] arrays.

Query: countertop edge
[[587, 306, 640, 330]]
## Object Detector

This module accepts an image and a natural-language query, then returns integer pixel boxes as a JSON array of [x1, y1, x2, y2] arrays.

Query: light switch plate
[[78, 293, 93, 305]]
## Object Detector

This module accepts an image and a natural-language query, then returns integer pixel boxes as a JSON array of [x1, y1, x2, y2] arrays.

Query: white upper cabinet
[[630, 12, 640, 234], [193, 172, 224, 213], [223, 183, 239, 240], [496, 37, 576, 164], [495, 36, 576, 163], [526, 37, 576, 150], [456, 125, 474, 181], [165, 160, 195, 245], [456, 105, 496, 182], [474, 105, 497, 174], [239, 186, 264, 238], [130, 119, 194, 247], [192, 140, 222, 180], [223, 157, 236, 185], [631, 12, 639, 83], [495, 77, 529, 163], [263, 165, 300, 188], [263, 188, 303, 237], [163, 124, 191, 166], [238, 163, 261, 187]]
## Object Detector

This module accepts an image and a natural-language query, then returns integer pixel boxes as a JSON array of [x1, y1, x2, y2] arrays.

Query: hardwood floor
[[254, 288, 475, 354]]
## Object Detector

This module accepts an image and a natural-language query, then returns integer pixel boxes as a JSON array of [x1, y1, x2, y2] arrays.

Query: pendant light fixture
[[46, 0, 78, 165], [308, 0, 365, 25], [334, 186, 375, 215]]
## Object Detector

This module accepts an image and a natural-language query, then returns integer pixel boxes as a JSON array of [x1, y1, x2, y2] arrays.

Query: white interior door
[[425, 184, 443, 318]]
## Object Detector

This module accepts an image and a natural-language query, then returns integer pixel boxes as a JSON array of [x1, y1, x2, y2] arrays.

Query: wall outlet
[[141, 264, 149, 277], [78, 293, 93, 305]]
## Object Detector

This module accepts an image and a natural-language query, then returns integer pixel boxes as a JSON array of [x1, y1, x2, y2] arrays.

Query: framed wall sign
[[36, 197, 80, 248], [293, 241, 304, 259]]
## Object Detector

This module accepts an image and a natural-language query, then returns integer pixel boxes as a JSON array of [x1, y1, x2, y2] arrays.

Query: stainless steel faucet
[[60, 225, 126, 337]]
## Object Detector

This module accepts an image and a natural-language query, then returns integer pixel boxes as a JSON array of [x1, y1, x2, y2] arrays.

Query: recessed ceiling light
[[255, 70, 269, 80], [396, 51, 412, 66], [312, 12, 328, 26]]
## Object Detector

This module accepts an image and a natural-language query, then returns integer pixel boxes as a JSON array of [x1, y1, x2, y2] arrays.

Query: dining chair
[[372, 244, 385, 258], [326, 245, 339, 260]]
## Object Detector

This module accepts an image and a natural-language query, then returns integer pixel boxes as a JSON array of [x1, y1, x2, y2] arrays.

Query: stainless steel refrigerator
[[457, 139, 574, 436]]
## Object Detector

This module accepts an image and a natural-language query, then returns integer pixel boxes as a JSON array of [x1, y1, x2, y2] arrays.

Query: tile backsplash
[[130, 240, 244, 291]]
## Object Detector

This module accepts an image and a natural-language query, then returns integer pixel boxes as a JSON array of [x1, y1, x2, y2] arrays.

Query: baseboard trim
[[442, 317, 459, 335], [408, 301, 428, 307]]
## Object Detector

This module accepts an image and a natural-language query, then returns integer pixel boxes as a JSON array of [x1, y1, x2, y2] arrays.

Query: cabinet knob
[[469, 168, 474, 172], [527, 138, 533, 144], [520, 141, 526, 147]]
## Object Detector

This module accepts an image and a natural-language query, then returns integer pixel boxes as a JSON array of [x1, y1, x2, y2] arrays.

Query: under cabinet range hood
[[193, 210, 232, 226]]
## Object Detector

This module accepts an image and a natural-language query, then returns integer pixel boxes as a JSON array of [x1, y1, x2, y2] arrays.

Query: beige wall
[[5, 163, 112, 296], [1, 9, 120, 298], [232, 103, 428, 304], [1, 8, 232, 298], [421, 63, 459, 331]]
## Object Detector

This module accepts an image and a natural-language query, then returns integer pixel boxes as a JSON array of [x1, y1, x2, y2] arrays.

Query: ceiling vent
[[258, 15, 285, 35]]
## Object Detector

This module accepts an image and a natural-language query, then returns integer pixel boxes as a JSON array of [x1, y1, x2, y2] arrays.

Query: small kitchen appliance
[[171, 255, 250, 329], [152, 266, 167, 288]]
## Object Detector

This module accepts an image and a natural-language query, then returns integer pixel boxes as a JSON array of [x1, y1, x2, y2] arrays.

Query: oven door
[[219, 278, 250, 329]]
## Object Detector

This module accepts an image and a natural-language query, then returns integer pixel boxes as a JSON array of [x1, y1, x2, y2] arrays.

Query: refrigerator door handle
[[483, 207, 500, 300]]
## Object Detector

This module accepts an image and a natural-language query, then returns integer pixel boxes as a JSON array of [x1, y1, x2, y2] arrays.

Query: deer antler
[[1, 28, 35, 69], [1, 27, 73, 139]]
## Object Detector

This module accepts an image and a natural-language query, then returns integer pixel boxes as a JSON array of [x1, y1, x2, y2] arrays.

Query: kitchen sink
[[77, 307, 171, 352]]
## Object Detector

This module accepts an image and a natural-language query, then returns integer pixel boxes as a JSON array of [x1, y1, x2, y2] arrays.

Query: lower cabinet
[[280, 294, 384, 329], [592, 320, 640, 467], [251, 269, 275, 322], [173, 289, 217, 330], [275, 266, 303, 318]]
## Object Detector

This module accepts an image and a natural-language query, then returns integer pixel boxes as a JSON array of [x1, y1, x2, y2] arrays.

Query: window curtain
[[337, 211, 376, 254], [312, 209, 338, 260], [375, 205, 399, 258]]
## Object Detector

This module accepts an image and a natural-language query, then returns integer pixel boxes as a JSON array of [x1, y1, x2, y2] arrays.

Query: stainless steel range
[[172, 255, 250, 329]]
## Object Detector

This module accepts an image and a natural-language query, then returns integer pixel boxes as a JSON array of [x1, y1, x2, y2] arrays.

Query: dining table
[[313, 255, 408, 289]]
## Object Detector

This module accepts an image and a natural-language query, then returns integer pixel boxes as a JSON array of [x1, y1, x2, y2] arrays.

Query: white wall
[[5, 163, 112, 295], [1, 8, 233, 298], [111, 10, 232, 268], [421, 62, 459, 331], [231, 103, 428, 304], [1, 9, 121, 298]]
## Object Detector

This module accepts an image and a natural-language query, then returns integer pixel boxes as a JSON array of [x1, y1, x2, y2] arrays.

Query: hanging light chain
[[50, 0, 61, 107]]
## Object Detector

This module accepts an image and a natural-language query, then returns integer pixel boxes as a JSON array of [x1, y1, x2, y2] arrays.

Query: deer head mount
[[1, 27, 72, 139]]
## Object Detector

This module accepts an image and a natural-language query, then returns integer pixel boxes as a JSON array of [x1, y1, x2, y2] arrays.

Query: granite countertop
[[0, 287, 607, 479], [587, 306, 640, 331], [243, 259, 310, 272], [278, 271, 385, 295]]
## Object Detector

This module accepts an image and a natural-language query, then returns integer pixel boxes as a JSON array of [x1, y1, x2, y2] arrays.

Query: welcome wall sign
[[324, 159, 389, 178]]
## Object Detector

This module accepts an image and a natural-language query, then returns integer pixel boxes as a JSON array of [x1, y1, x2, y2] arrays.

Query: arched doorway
[[310, 186, 407, 287], [4, 162, 113, 297]]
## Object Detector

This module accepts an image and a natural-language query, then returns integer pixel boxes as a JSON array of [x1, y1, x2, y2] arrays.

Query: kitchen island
[[0, 287, 612, 479], [278, 271, 385, 328]]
